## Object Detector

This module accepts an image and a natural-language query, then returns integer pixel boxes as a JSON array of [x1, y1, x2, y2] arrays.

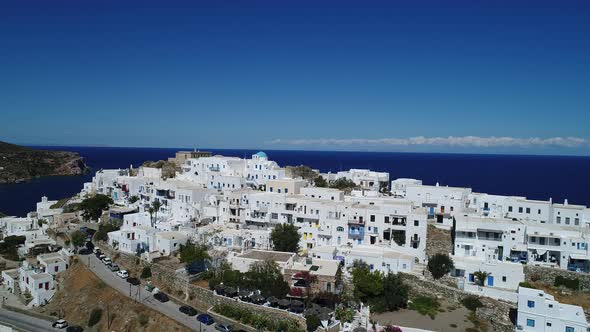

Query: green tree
[[80, 195, 113, 221], [380, 272, 408, 311], [270, 223, 300, 252], [244, 260, 290, 298], [128, 195, 139, 204], [306, 315, 321, 332], [141, 266, 152, 279], [427, 253, 454, 280], [329, 178, 358, 191], [151, 200, 162, 226], [314, 176, 327, 187], [70, 230, 86, 249], [473, 270, 491, 286], [179, 241, 210, 263], [88, 308, 103, 327], [94, 220, 122, 242], [350, 260, 383, 303]]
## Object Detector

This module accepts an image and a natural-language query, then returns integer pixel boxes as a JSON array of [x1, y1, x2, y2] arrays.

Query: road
[[80, 253, 217, 332], [0, 308, 54, 332]]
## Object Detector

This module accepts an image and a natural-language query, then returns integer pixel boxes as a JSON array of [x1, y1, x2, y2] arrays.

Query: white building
[[516, 287, 589, 332], [324, 169, 389, 192]]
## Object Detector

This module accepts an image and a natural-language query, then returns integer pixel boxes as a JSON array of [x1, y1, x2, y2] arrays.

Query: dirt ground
[[35, 258, 190, 332], [528, 281, 590, 311], [373, 305, 480, 332], [425, 224, 453, 258]]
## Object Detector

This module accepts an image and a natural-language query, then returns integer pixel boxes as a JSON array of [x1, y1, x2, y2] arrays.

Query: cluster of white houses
[[2, 150, 589, 327]]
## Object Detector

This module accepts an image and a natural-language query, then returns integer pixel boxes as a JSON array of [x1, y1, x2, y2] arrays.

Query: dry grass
[[529, 281, 590, 311], [35, 259, 190, 332]]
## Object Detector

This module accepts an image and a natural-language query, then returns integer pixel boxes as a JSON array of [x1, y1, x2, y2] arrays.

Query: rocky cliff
[[0, 141, 90, 183]]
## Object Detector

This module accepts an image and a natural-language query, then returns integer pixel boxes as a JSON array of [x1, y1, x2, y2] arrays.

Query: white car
[[117, 270, 129, 279], [102, 257, 112, 265], [52, 319, 68, 329]]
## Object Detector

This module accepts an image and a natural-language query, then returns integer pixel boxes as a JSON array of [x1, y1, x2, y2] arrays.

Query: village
[[0, 150, 589, 332]]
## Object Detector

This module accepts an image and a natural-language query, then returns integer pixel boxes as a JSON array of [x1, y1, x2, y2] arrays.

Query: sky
[[1, 1, 590, 155]]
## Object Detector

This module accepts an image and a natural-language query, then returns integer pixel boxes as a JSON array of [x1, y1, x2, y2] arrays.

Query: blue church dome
[[254, 151, 268, 158]]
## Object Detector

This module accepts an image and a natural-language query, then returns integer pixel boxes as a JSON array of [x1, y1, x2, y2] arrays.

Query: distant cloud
[[268, 136, 588, 148]]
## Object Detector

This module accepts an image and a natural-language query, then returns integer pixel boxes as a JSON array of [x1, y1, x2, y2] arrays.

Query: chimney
[[436, 182, 439, 187], [564, 199, 568, 206]]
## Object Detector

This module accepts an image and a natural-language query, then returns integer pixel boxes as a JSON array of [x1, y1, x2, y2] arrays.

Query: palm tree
[[148, 207, 155, 227], [151, 200, 162, 225], [473, 270, 491, 286]]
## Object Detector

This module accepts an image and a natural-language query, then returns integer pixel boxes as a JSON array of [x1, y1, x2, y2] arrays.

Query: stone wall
[[400, 273, 515, 332], [524, 265, 590, 290]]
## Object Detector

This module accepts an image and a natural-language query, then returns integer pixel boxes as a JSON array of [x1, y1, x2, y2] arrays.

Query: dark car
[[153, 292, 169, 303], [179, 305, 198, 316], [126, 277, 140, 285], [77, 248, 91, 255], [66, 326, 84, 332], [94, 250, 102, 258], [215, 323, 234, 332], [197, 314, 215, 325], [85, 241, 94, 250]]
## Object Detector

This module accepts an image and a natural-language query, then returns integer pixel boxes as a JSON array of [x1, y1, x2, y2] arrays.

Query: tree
[[270, 224, 300, 252], [94, 220, 122, 242], [141, 266, 152, 279], [473, 270, 491, 286], [179, 241, 210, 264], [70, 230, 86, 249], [148, 207, 155, 226], [427, 253, 454, 280], [350, 260, 383, 303], [151, 200, 162, 225], [88, 308, 103, 327], [128, 195, 139, 204], [380, 272, 408, 311], [314, 176, 327, 187], [306, 315, 321, 332], [80, 195, 113, 221], [245, 260, 290, 298], [329, 178, 358, 191]]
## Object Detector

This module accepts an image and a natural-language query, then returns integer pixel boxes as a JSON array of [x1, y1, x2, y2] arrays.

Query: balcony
[[209, 166, 220, 172], [348, 218, 365, 225]]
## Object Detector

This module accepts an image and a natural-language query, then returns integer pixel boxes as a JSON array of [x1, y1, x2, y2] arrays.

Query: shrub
[[140, 266, 152, 279], [138, 312, 149, 326], [518, 281, 537, 289], [530, 273, 541, 282], [383, 325, 403, 332], [335, 307, 355, 323], [306, 315, 321, 332], [554, 276, 580, 290], [88, 308, 103, 327], [461, 296, 484, 312]]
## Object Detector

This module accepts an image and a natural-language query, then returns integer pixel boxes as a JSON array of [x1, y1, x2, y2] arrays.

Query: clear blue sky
[[1, 1, 590, 155]]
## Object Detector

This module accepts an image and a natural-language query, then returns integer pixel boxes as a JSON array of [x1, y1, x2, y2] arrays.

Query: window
[[527, 300, 535, 308], [508, 206, 513, 212], [518, 207, 523, 213], [538, 209, 541, 214], [502, 276, 506, 282], [526, 208, 530, 214], [370, 215, 375, 222], [565, 217, 570, 225], [414, 220, 419, 226], [384, 216, 390, 223], [285, 188, 288, 194], [565, 327, 574, 332], [526, 319, 535, 327], [336, 226, 344, 232], [39, 283, 43, 289], [546, 322, 552, 327], [575, 218, 580, 225], [556, 216, 561, 224]]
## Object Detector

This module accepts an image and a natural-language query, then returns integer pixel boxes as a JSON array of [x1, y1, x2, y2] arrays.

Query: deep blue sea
[[1, 146, 590, 216]]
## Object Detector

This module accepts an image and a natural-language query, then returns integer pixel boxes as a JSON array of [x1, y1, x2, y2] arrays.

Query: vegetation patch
[[408, 296, 440, 319], [212, 303, 304, 332], [461, 296, 484, 312], [554, 276, 580, 290]]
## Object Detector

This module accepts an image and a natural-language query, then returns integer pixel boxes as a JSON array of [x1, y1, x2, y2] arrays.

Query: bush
[[306, 315, 321, 332], [530, 273, 541, 282], [140, 266, 152, 279], [212, 303, 304, 332], [88, 308, 103, 327], [461, 296, 484, 312], [518, 282, 537, 289], [554, 276, 580, 290], [138, 312, 149, 326]]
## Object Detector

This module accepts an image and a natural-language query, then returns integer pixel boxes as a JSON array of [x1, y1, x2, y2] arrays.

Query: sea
[[1, 146, 590, 217]]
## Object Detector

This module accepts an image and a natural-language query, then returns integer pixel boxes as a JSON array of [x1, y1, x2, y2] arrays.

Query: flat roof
[[239, 250, 294, 262]]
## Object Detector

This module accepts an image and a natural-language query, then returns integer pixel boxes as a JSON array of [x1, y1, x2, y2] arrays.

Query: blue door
[[487, 276, 494, 286], [468, 274, 474, 282]]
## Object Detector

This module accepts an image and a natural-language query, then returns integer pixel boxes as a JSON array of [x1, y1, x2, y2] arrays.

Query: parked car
[[179, 305, 198, 316], [92, 248, 101, 255], [153, 292, 169, 303], [65, 326, 84, 332], [98, 254, 106, 260], [77, 248, 91, 255], [101, 257, 112, 265], [117, 270, 129, 279], [197, 314, 215, 325], [215, 323, 233, 332], [85, 241, 94, 250], [52, 319, 68, 328], [109, 264, 120, 272], [126, 277, 140, 285]]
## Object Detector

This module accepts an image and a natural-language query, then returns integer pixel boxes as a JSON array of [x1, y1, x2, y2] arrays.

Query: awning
[[570, 253, 589, 261]]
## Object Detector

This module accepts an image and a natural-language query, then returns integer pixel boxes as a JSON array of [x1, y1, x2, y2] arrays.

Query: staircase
[[410, 262, 427, 279]]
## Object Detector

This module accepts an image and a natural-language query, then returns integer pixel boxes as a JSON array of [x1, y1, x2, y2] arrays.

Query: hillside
[[35, 260, 190, 332], [0, 141, 89, 183]]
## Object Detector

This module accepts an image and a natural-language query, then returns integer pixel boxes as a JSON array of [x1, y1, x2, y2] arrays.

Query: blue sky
[[1, 1, 590, 155]]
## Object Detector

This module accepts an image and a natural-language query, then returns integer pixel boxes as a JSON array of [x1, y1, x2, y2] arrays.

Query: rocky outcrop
[[0, 141, 89, 183]]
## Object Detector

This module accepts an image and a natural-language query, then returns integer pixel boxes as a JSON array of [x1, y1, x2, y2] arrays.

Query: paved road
[[0, 309, 54, 332], [80, 253, 216, 332]]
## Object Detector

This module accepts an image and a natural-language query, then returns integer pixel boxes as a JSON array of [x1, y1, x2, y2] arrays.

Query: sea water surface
[[1, 146, 589, 216]]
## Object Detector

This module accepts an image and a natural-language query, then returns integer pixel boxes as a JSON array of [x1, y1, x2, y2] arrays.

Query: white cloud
[[268, 136, 588, 148]]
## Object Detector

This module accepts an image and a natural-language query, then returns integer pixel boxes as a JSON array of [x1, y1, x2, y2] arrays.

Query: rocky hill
[[0, 141, 89, 183]]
